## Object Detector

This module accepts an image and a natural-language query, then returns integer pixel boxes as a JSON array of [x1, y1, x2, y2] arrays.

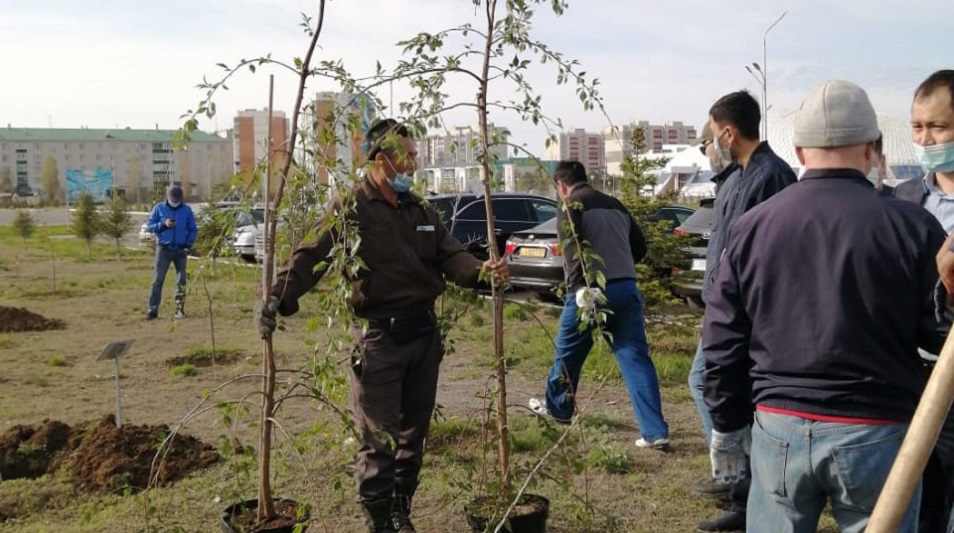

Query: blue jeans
[[748, 410, 920, 533], [688, 339, 714, 447], [544, 280, 669, 442], [148, 247, 188, 315]]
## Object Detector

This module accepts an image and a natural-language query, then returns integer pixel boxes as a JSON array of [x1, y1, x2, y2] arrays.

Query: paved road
[[0, 207, 150, 227]]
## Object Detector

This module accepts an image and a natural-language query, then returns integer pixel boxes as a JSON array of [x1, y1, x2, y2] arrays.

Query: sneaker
[[528, 398, 571, 424], [145, 312, 158, 320], [173, 310, 186, 320], [696, 510, 745, 532], [635, 437, 671, 450]]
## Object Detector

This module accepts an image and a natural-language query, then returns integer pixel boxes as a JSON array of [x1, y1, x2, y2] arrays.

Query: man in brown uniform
[[255, 119, 508, 533]]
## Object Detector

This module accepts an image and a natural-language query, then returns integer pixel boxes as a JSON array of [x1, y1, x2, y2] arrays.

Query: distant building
[[309, 92, 376, 185], [233, 108, 289, 192], [417, 124, 509, 192], [604, 121, 698, 176], [544, 128, 604, 175], [0, 126, 232, 202]]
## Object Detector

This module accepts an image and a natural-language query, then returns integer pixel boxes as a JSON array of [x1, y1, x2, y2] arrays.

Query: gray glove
[[254, 296, 280, 338], [710, 427, 751, 483]]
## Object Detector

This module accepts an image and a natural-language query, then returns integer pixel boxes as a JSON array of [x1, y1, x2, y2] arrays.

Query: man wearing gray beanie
[[702, 79, 947, 532]]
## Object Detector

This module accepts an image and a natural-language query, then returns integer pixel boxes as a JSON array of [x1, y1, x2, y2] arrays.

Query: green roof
[[0, 127, 227, 143]]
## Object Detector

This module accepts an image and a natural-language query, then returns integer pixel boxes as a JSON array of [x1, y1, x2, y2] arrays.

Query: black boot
[[362, 498, 396, 533], [174, 299, 186, 319], [392, 479, 417, 533]]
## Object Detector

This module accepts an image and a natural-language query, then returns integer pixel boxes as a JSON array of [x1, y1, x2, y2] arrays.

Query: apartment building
[[233, 109, 289, 192], [310, 92, 376, 184], [543, 128, 605, 174], [416, 124, 509, 192], [604, 120, 698, 175], [0, 126, 232, 202]]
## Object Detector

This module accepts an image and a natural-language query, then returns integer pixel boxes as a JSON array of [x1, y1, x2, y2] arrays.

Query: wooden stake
[[867, 328, 954, 531]]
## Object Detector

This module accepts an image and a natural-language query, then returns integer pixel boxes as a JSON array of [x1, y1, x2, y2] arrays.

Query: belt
[[365, 310, 435, 330]]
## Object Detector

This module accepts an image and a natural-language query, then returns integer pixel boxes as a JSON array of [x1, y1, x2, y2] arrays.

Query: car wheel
[[535, 290, 563, 304], [685, 295, 705, 309]]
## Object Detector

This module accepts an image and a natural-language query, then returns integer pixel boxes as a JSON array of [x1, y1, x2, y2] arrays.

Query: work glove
[[254, 296, 281, 338], [710, 426, 751, 483]]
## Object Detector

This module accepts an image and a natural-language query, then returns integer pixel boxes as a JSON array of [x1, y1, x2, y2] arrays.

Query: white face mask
[[713, 129, 732, 162], [168, 200, 181, 207]]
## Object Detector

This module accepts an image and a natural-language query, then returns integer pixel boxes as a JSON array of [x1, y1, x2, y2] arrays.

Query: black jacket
[[894, 176, 928, 205], [559, 183, 645, 293], [703, 169, 946, 432]]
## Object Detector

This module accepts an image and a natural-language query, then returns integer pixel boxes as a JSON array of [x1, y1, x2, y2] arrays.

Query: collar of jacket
[[360, 178, 422, 206], [800, 168, 871, 184], [921, 171, 940, 195], [710, 162, 741, 185]]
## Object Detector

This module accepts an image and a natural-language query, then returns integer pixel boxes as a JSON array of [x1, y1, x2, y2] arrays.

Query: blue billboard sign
[[66, 168, 114, 203]]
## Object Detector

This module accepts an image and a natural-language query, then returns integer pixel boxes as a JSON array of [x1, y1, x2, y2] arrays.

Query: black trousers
[[350, 325, 443, 501], [918, 408, 954, 533]]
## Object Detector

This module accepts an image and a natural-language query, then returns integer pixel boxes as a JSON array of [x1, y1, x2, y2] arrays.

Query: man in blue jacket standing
[[146, 185, 197, 320]]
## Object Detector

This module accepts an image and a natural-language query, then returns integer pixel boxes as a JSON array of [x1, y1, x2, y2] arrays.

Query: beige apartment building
[[0, 126, 233, 202], [604, 120, 698, 175], [544, 128, 605, 175], [310, 92, 376, 185], [416, 124, 509, 192]]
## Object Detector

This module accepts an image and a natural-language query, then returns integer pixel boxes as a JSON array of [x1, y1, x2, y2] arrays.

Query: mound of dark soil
[[68, 415, 220, 494], [0, 420, 78, 480], [0, 306, 65, 333], [165, 348, 245, 368], [0, 415, 219, 498]]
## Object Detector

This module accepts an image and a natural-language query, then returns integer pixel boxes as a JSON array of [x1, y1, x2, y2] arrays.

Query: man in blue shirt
[[689, 91, 798, 532], [893, 69, 954, 533], [145, 185, 197, 320]]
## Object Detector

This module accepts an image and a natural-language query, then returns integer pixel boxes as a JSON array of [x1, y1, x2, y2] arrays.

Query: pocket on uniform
[[416, 227, 438, 261], [830, 425, 905, 510], [752, 413, 790, 498]]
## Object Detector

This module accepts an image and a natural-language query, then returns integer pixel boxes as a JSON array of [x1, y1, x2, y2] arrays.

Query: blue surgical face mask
[[386, 173, 414, 193], [914, 141, 954, 173]]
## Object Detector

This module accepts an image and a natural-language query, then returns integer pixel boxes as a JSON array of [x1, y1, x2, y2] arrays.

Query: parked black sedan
[[427, 193, 559, 259], [671, 198, 715, 308]]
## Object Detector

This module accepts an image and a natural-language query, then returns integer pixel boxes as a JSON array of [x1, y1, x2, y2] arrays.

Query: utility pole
[[745, 11, 787, 140]]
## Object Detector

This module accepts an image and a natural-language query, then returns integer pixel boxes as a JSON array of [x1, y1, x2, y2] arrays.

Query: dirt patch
[[165, 348, 245, 368], [0, 305, 65, 333], [67, 414, 220, 494], [0, 416, 219, 496], [0, 420, 78, 480]]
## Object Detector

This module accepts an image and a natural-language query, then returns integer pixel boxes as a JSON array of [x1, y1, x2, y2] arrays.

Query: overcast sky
[[2, 0, 949, 155]]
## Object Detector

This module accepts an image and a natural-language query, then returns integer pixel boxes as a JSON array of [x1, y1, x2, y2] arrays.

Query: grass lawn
[[0, 225, 842, 532]]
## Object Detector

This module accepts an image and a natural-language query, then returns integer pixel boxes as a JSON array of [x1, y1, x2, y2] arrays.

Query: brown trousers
[[350, 325, 443, 501]]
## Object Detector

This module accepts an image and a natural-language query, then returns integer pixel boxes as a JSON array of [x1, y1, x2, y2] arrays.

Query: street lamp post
[[745, 11, 787, 140]]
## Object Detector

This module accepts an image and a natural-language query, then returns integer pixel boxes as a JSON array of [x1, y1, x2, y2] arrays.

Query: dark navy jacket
[[559, 183, 646, 293], [702, 142, 798, 304], [703, 169, 946, 432], [894, 175, 928, 205]]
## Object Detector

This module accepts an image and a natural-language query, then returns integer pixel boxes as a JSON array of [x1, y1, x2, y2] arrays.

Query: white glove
[[575, 287, 605, 308], [710, 427, 751, 483]]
